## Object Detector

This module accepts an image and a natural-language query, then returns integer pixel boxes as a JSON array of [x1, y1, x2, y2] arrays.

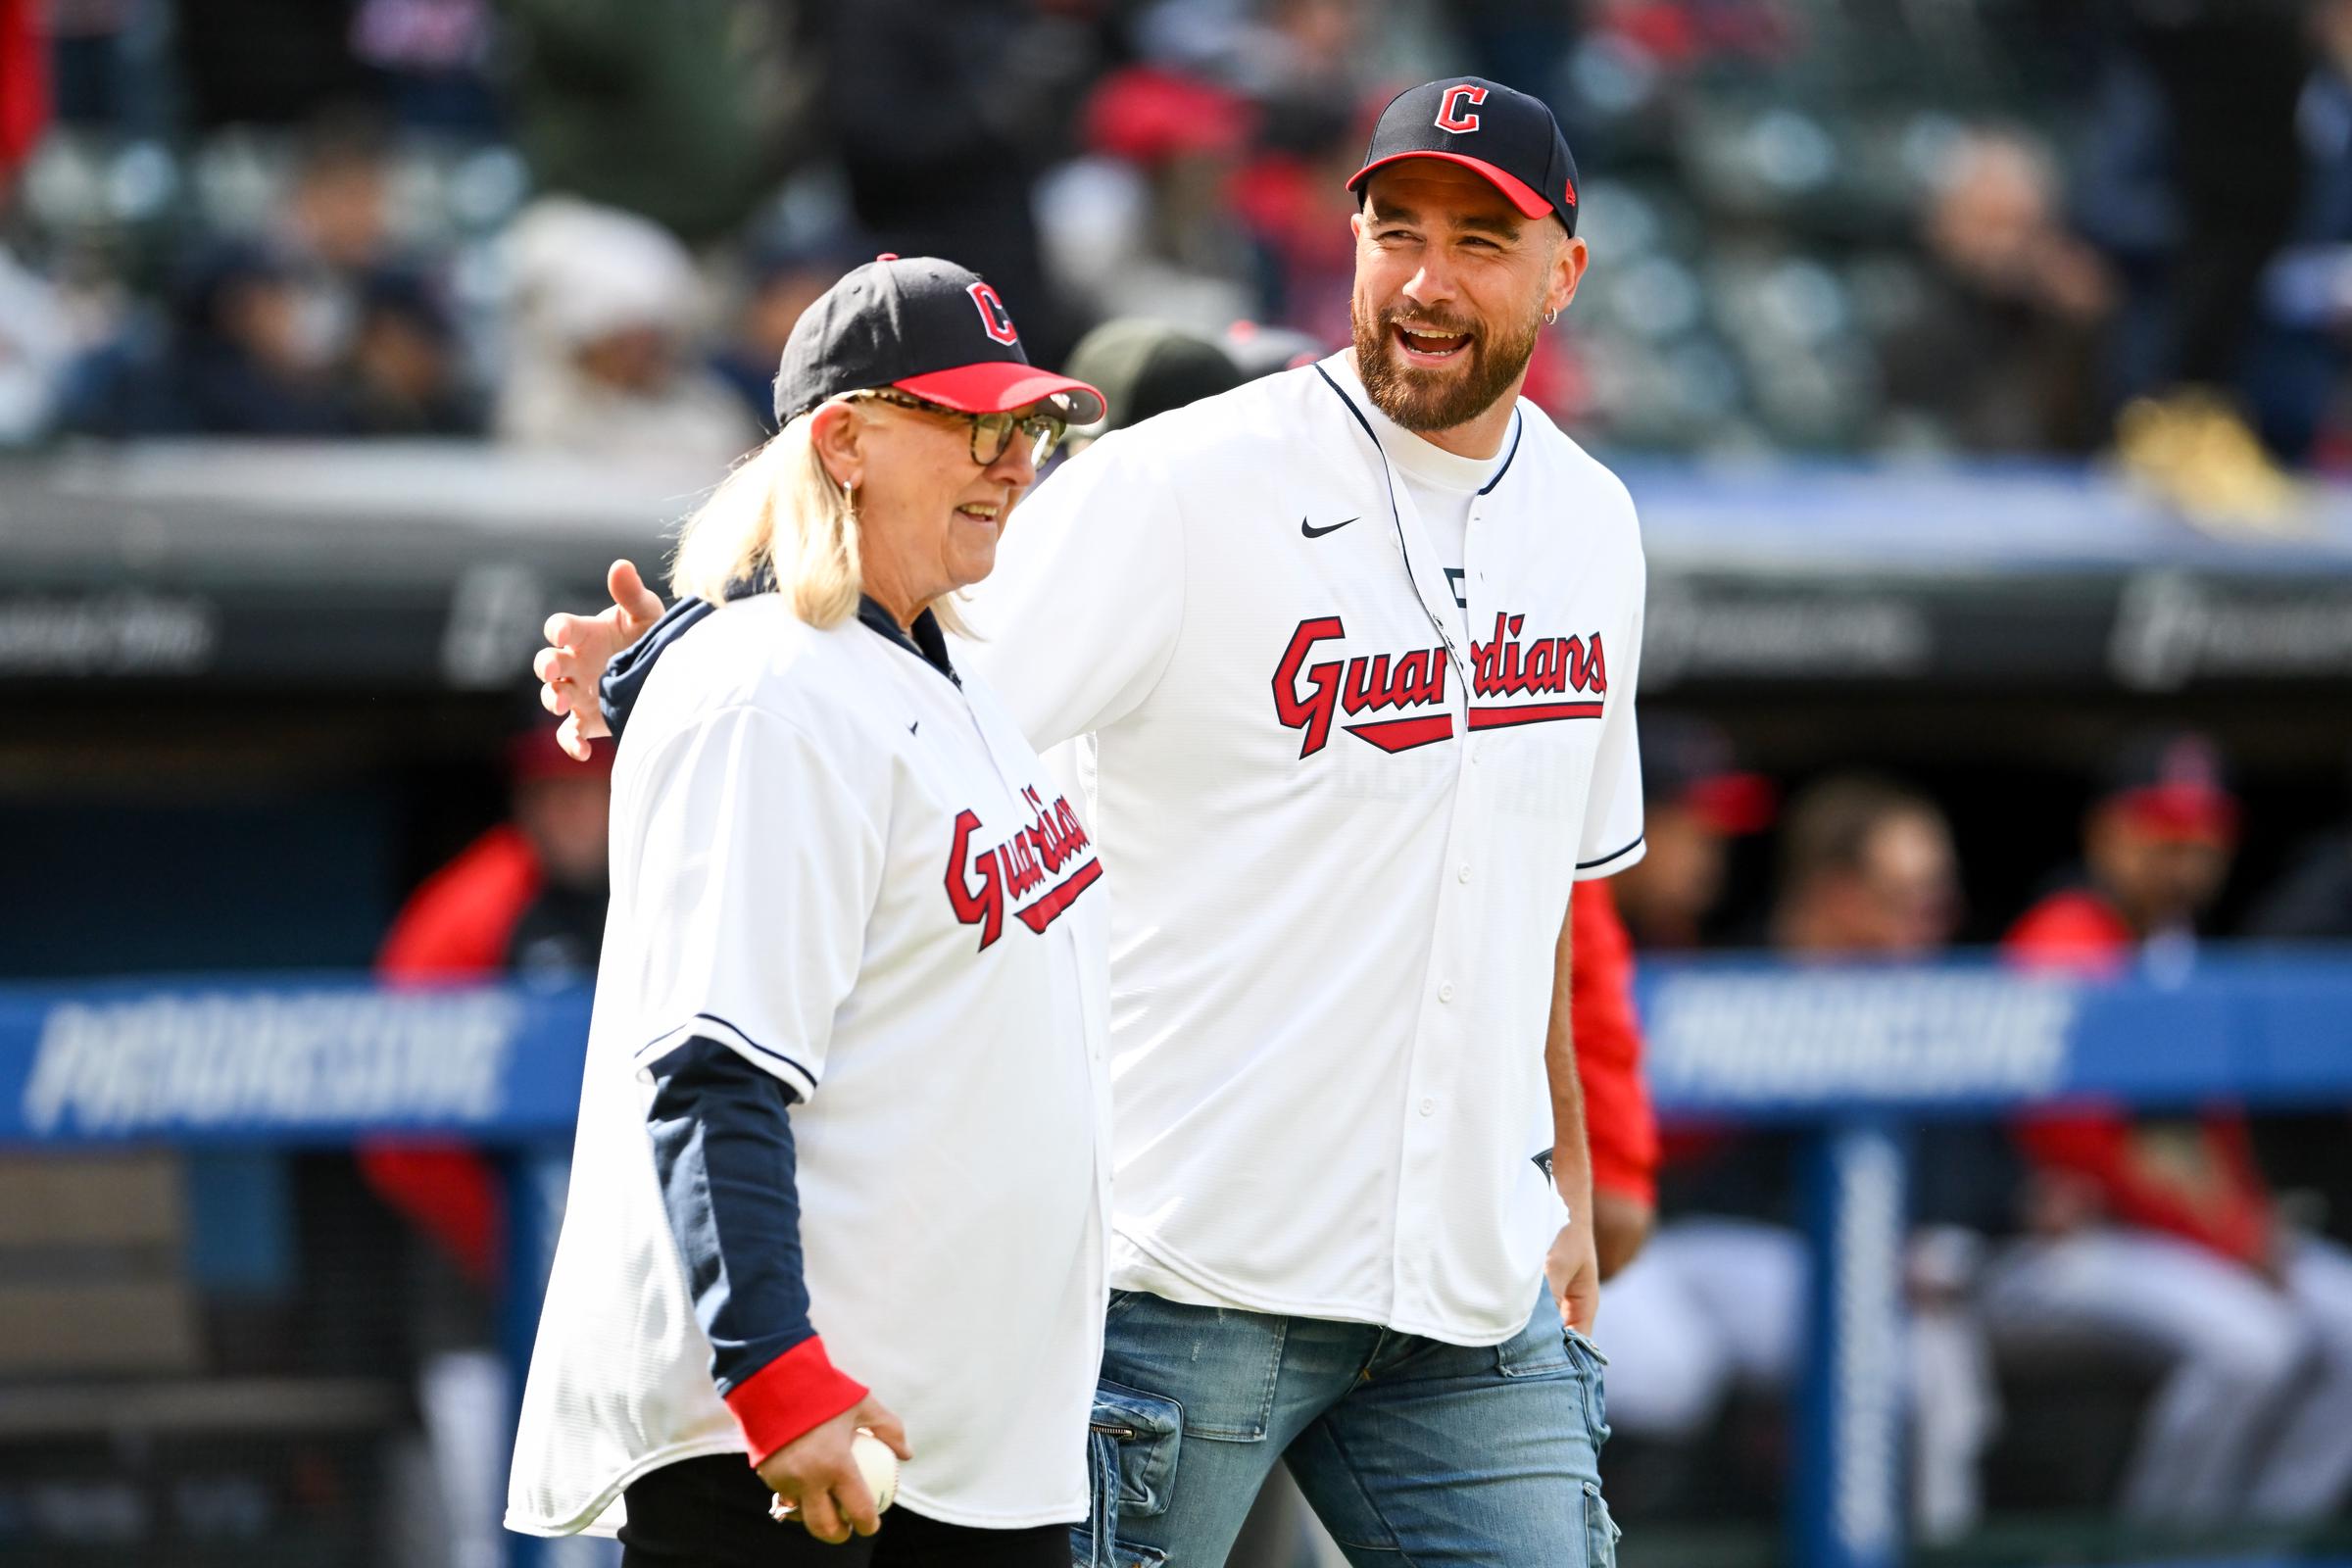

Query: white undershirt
[[1356, 383, 1515, 610]]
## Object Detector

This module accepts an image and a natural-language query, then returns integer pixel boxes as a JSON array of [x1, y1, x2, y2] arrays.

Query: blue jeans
[[1074, 1289, 1619, 1567]]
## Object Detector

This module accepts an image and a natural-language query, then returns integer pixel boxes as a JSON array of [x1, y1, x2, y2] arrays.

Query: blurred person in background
[[278, 117, 403, 366], [820, 0, 1103, 367], [1988, 731, 2352, 1525], [1765, 773, 1961, 957], [504, 0, 800, 247], [0, 0, 42, 170], [710, 235, 859, 435], [2081, 0, 2307, 516], [348, 0, 502, 134], [63, 239, 358, 435], [346, 266, 484, 435], [1576, 879, 1660, 1285], [1879, 128, 2114, 455], [2003, 731, 2234, 980], [1227, 91, 1371, 348], [1608, 714, 1774, 950], [2247, 0, 2352, 468], [1041, 66, 1261, 334], [1603, 775, 1995, 1540], [496, 196, 760, 464], [0, 192, 69, 444], [0, 0, 66, 445], [367, 717, 615, 1568]]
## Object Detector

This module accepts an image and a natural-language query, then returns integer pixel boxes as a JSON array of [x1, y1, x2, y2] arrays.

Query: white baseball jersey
[[960, 351, 1645, 1347], [507, 596, 1111, 1537]]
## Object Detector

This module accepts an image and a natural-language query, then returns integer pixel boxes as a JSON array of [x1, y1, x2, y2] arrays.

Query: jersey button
[[1457, 863, 1472, 883], [1438, 982, 1456, 1003], [1419, 1098, 1436, 1117]]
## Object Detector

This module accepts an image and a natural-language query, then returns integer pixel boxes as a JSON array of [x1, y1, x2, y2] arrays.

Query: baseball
[[766, 1430, 900, 1525], [853, 1429, 900, 1513]]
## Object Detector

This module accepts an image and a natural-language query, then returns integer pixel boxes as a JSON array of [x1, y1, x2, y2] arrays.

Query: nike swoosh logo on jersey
[[1300, 514, 1359, 539]]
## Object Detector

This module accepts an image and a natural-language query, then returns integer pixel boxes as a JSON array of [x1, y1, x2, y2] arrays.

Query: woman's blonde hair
[[668, 398, 970, 635]]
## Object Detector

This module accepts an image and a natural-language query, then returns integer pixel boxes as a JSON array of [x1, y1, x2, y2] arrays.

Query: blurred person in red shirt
[[1575, 878, 1660, 1282], [1610, 715, 1776, 950], [1984, 732, 2352, 1526], [1603, 775, 1999, 1539], [367, 724, 612, 1568]]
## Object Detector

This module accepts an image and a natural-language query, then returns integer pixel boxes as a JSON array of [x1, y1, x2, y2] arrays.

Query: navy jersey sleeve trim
[[600, 593, 718, 737], [635, 1012, 819, 1101], [644, 1034, 818, 1399], [1577, 833, 1645, 872]]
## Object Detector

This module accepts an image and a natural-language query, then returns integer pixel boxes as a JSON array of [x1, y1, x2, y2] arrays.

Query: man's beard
[[1350, 295, 1543, 434]]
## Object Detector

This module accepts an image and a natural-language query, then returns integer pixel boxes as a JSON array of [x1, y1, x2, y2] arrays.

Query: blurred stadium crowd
[[0, 0, 2347, 511]]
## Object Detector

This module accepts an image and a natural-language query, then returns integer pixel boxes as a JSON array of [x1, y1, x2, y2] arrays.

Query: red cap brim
[[895, 363, 1106, 424], [1347, 152, 1555, 221]]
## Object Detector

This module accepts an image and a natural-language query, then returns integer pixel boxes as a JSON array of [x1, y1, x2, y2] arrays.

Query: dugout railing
[[4, 955, 2352, 1568]]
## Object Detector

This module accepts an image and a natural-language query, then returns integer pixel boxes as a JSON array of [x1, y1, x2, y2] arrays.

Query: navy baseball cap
[[1347, 77, 1580, 237], [772, 254, 1105, 427]]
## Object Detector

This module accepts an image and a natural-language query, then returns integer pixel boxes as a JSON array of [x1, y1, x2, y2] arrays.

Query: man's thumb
[[610, 559, 663, 622]]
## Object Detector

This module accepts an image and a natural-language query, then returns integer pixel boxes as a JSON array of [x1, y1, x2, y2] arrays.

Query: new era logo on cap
[[1348, 77, 1580, 237]]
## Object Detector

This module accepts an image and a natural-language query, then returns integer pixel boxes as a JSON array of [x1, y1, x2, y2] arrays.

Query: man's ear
[[808, 401, 864, 490], [1547, 232, 1589, 319]]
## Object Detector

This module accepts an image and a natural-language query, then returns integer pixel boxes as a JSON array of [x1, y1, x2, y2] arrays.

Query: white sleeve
[[623, 706, 884, 1100], [1575, 592, 1645, 880], [958, 431, 1187, 752]]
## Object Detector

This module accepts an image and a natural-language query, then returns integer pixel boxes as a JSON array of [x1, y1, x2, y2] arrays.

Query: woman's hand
[[533, 559, 665, 760], [756, 1396, 912, 1544]]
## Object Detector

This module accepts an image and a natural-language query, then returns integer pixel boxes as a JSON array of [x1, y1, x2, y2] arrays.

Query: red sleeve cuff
[[722, 1336, 868, 1467]]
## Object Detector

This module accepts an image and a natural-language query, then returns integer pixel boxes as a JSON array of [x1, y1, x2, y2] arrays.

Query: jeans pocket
[[1496, 1298, 1575, 1379], [1581, 1478, 1622, 1567], [1079, 1382, 1183, 1568], [1092, 1379, 1184, 1515], [1564, 1325, 1612, 1448]]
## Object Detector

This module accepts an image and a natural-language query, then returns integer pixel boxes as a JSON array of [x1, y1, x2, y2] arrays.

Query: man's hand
[[1544, 1210, 1602, 1335], [533, 559, 665, 760], [1592, 1188, 1654, 1281], [756, 1396, 911, 1544]]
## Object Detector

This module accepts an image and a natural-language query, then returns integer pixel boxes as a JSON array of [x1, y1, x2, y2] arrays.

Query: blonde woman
[[506, 257, 1109, 1568]]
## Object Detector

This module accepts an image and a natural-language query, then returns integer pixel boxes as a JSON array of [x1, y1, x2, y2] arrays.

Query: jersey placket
[[1382, 444, 1498, 1326]]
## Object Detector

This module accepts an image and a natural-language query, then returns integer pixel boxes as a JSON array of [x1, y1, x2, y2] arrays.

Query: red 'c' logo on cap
[[1435, 83, 1487, 134], [968, 281, 1019, 346]]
